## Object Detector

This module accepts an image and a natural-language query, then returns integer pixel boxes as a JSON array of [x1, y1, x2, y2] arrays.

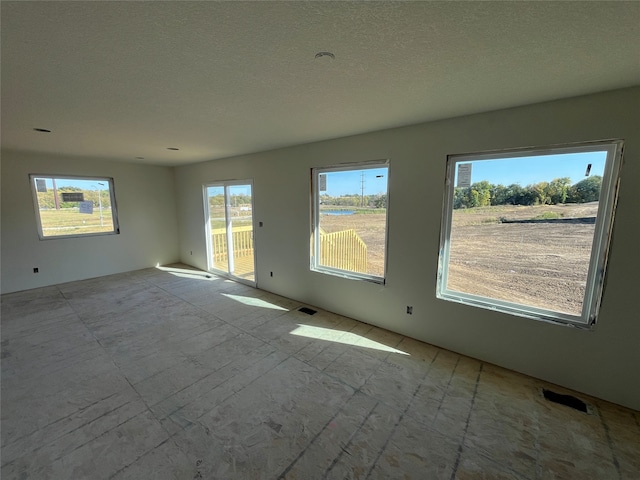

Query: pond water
[[322, 210, 355, 216]]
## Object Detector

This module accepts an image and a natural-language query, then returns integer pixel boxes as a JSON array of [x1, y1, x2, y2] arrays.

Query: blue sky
[[454, 151, 607, 187], [320, 151, 606, 197], [321, 168, 388, 196], [33, 177, 110, 191], [206, 185, 252, 197], [228, 185, 252, 196]]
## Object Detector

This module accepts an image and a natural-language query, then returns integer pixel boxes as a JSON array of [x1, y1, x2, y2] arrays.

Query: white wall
[[174, 87, 640, 410], [1, 150, 180, 293]]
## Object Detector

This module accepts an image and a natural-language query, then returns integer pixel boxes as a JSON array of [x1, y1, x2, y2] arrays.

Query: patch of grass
[[532, 211, 562, 220], [456, 205, 503, 214], [39, 208, 115, 236], [319, 207, 386, 215], [210, 218, 253, 230], [353, 208, 386, 215]]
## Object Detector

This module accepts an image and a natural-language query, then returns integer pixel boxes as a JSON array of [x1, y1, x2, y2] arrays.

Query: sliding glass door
[[205, 181, 255, 285]]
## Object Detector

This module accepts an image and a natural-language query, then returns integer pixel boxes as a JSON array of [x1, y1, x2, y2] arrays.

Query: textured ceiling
[[2, 1, 639, 166]]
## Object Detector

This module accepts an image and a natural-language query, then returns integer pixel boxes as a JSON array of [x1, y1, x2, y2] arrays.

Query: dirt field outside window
[[321, 203, 598, 315]]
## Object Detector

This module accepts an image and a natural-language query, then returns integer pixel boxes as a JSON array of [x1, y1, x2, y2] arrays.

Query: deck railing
[[212, 226, 367, 274], [319, 229, 367, 273], [211, 226, 253, 262]]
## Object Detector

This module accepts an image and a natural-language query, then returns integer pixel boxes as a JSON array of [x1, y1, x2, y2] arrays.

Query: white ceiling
[[2, 1, 639, 167]]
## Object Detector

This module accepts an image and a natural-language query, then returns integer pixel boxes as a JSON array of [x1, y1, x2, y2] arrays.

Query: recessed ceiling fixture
[[315, 51, 335, 60], [33, 128, 51, 133], [167, 147, 180, 151]]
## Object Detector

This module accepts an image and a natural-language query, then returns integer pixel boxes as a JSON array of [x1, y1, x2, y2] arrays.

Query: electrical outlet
[[406, 305, 413, 315], [33, 267, 39, 273]]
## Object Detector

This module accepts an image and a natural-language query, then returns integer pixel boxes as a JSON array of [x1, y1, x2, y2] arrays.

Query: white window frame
[[311, 160, 390, 284], [436, 140, 623, 328], [30, 174, 120, 240]]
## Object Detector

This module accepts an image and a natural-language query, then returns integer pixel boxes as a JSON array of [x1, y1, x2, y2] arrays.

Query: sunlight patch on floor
[[223, 293, 289, 311], [290, 324, 409, 355], [156, 266, 217, 280]]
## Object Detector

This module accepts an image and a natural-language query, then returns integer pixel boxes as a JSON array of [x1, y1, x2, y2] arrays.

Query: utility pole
[[52, 178, 61, 210], [97, 183, 104, 227], [360, 172, 366, 207]]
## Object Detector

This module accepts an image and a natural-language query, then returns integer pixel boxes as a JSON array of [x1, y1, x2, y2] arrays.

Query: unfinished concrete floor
[[2, 266, 639, 480]]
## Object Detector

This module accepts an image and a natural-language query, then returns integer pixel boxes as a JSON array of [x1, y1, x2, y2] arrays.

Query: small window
[[30, 175, 119, 239], [311, 161, 389, 283], [437, 140, 623, 327]]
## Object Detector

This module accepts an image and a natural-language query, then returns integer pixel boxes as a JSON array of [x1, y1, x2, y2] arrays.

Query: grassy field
[[451, 202, 598, 226], [208, 206, 253, 230], [39, 208, 115, 236]]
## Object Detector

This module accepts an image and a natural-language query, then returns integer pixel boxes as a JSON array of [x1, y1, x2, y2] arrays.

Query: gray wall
[[174, 87, 640, 410], [1, 150, 180, 293]]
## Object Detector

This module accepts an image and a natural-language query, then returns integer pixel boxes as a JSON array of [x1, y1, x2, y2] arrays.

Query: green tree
[[490, 184, 509, 206], [548, 177, 571, 204], [504, 184, 525, 205], [470, 181, 491, 207], [453, 187, 468, 209], [83, 189, 112, 209], [568, 175, 601, 203], [454, 182, 491, 209], [209, 195, 224, 207], [373, 194, 387, 209], [452, 176, 597, 209], [531, 181, 551, 205]]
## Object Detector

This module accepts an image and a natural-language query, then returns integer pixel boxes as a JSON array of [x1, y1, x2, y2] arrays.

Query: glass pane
[[32, 177, 115, 237], [446, 150, 608, 316], [228, 184, 255, 282], [207, 186, 229, 273], [318, 167, 388, 278]]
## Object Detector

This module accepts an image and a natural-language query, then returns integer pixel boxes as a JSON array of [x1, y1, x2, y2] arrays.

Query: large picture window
[[437, 140, 623, 327], [311, 161, 389, 283], [30, 175, 119, 239]]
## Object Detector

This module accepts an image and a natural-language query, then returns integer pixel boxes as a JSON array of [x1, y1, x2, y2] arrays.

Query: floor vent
[[298, 307, 317, 315], [542, 389, 588, 413]]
